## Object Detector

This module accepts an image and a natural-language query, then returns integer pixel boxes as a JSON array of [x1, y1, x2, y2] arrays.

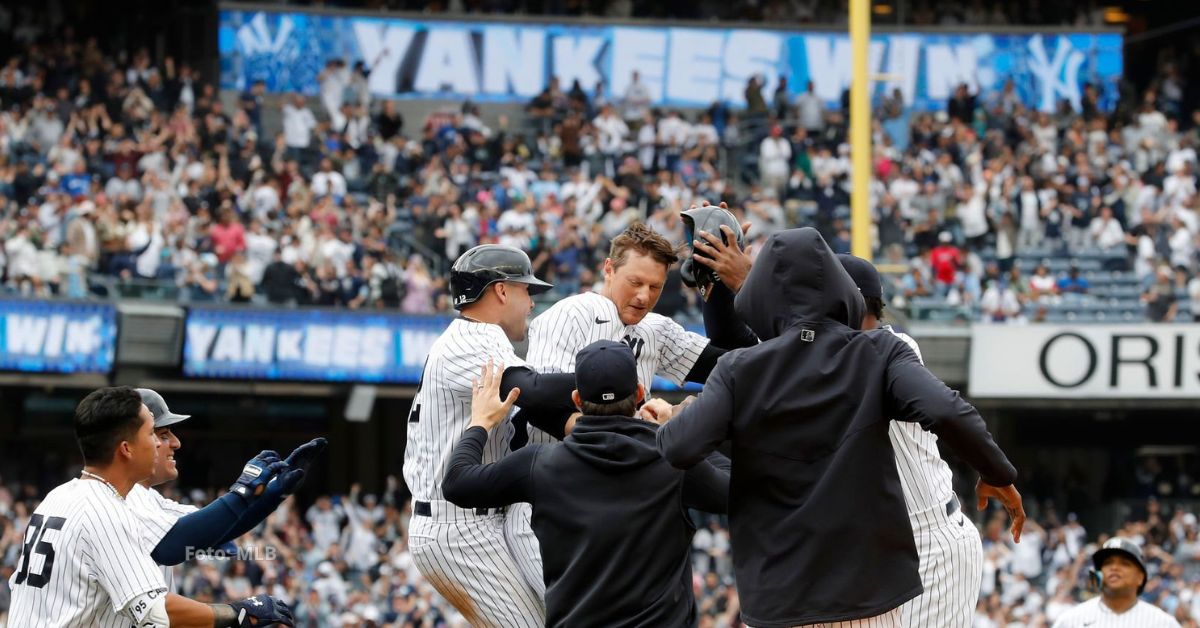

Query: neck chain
[[81, 469, 122, 498]]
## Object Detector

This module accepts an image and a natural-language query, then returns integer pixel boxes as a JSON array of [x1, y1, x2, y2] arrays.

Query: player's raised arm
[[881, 336, 1025, 540], [656, 353, 737, 469]]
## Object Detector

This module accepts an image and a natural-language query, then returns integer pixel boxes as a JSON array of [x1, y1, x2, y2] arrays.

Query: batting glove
[[229, 595, 294, 627], [230, 451, 286, 501]]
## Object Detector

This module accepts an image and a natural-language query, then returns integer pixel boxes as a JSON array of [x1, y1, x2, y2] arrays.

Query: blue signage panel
[[184, 306, 706, 389], [0, 300, 116, 374], [220, 9, 1123, 112], [183, 307, 452, 383]]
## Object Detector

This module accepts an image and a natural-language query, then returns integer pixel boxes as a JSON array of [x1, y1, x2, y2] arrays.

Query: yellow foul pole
[[849, 0, 871, 261]]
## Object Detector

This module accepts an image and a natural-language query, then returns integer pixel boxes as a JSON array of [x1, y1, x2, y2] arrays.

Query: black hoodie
[[443, 415, 728, 628], [657, 227, 1017, 627]]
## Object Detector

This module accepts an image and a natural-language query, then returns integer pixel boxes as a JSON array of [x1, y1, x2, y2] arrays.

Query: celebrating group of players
[[403, 206, 1033, 628], [11, 205, 1180, 628]]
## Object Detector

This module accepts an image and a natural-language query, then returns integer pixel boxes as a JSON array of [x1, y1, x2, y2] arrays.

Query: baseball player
[[838, 254, 985, 627], [510, 218, 745, 596], [405, 244, 581, 628], [656, 228, 1024, 627], [1052, 538, 1181, 627], [126, 388, 327, 592], [8, 386, 294, 627]]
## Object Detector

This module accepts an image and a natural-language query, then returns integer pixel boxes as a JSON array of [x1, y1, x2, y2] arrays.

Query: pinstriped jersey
[[886, 326, 956, 516], [127, 483, 198, 592], [7, 479, 168, 628], [525, 292, 709, 445], [1051, 598, 1182, 628], [403, 317, 525, 502]]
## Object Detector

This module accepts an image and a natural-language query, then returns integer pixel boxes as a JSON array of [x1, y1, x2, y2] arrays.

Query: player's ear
[[492, 281, 507, 304], [603, 257, 614, 277], [635, 383, 645, 404], [571, 390, 582, 410]]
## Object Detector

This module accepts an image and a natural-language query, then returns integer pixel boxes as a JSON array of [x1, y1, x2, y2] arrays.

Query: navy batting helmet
[[450, 245, 553, 310], [680, 206, 745, 289], [1092, 537, 1148, 594]]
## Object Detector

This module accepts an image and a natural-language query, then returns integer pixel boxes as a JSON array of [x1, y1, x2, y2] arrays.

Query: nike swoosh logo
[[595, 317, 610, 324]]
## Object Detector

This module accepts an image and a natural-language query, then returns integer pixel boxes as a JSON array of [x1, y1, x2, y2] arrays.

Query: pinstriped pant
[[408, 513, 545, 628], [748, 607, 903, 627], [899, 502, 983, 628], [504, 502, 546, 599]]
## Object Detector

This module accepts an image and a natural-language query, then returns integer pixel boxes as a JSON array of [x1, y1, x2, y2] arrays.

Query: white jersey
[[403, 317, 525, 502], [524, 291, 709, 444], [127, 483, 199, 592], [886, 326, 956, 516], [1052, 598, 1182, 628], [7, 479, 167, 628]]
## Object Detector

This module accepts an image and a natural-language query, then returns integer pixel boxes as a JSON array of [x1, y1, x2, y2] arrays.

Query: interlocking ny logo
[[1027, 35, 1085, 113], [237, 12, 295, 58]]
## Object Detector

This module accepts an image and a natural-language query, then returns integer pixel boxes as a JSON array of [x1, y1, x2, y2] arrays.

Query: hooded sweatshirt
[[443, 414, 729, 628], [657, 227, 1017, 627]]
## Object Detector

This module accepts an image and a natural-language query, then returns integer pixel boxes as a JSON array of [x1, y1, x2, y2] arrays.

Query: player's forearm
[[701, 281, 758, 351], [443, 427, 533, 507], [216, 491, 284, 545], [501, 367, 576, 414], [163, 593, 216, 627], [886, 350, 1017, 486], [152, 493, 248, 565], [684, 343, 727, 384], [658, 365, 735, 469]]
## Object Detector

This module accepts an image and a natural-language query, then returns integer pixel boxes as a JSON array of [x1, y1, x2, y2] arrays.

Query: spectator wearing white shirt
[[981, 278, 1023, 322], [1090, 205, 1126, 250], [306, 497, 345, 551], [243, 220, 278, 284], [282, 93, 318, 152], [1168, 215, 1194, 270], [594, 104, 629, 176], [311, 158, 348, 201], [758, 125, 792, 199], [622, 70, 652, 123], [319, 58, 351, 129], [795, 80, 825, 132]]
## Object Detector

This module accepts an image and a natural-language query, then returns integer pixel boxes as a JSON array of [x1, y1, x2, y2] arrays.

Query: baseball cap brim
[[153, 412, 191, 429]]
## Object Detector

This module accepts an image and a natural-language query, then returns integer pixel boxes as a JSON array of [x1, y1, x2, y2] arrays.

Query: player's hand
[[230, 451, 287, 501], [469, 360, 519, 431], [229, 594, 295, 626], [638, 398, 675, 424], [283, 437, 327, 473], [267, 437, 327, 496], [976, 479, 1026, 543], [693, 224, 752, 295]]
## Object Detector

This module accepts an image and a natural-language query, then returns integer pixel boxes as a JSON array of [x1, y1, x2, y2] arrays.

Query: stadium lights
[[872, 3, 894, 15]]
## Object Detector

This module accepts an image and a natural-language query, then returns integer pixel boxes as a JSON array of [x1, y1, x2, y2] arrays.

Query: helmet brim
[[514, 276, 554, 295]]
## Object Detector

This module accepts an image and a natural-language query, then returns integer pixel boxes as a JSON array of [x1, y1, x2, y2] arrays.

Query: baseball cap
[[575, 340, 638, 404], [837, 254, 883, 299], [136, 388, 191, 428]]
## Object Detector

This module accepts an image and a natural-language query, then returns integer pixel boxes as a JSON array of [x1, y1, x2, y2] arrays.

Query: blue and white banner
[[184, 307, 452, 383], [0, 300, 116, 374], [219, 8, 1123, 112], [184, 304, 705, 389]]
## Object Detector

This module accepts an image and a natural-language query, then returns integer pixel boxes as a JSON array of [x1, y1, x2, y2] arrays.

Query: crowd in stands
[[2, 470, 1199, 627], [0, 23, 1198, 326], [245, 0, 1123, 26]]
